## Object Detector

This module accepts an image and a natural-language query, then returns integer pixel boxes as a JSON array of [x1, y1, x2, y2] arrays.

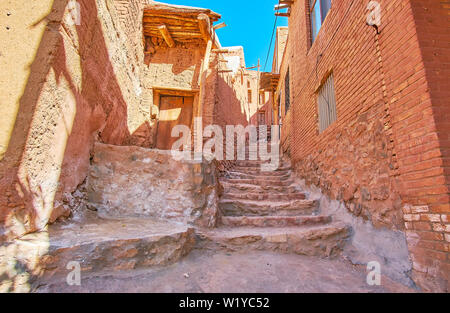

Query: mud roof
[[143, 2, 221, 45]]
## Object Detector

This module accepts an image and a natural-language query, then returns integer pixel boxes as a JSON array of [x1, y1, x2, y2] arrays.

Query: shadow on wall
[[0, 0, 141, 292], [215, 74, 250, 128]]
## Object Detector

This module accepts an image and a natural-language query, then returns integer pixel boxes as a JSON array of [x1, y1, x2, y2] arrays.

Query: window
[[247, 81, 251, 88], [310, 0, 332, 42], [260, 92, 265, 104], [284, 69, 290, 113], [318, 73, 337, 133], [248, 90, 252, 103]]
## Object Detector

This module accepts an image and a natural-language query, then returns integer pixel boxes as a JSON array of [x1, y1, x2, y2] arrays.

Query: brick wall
[[284, 0, 449, 291]]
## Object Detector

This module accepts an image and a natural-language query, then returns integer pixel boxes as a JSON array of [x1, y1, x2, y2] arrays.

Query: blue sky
[[160, 0, 288, 72]]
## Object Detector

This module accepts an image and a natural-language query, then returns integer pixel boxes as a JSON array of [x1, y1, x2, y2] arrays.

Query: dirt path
[[35, 249, 415, 293]]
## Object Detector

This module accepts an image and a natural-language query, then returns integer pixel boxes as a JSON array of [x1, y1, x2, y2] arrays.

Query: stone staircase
[[199, 145, 351, 257]]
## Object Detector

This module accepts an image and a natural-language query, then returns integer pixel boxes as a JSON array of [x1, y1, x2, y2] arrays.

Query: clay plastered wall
[[206, 49, 251, 173], [246, 70, 260, 124], [112, 0, 151, 135], [0, 1, 53, 161], [215, 73, 250, 126], [0, 0, 144, 240], [215, 47, 253, 126], [88, 143, 219, 227]]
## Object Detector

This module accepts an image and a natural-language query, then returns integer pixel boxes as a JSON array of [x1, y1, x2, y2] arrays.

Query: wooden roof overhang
[[275, 0, 294, 17], [260, 72, 280, 92], [143, 3, 221, 46]]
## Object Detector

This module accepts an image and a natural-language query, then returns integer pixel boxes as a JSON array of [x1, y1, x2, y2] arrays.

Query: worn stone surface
[[0, 211, 195, 292], [199, 224, 350, 258], [33, 250, 416, 293], [207, 148, 351, 258], [221, 215, 332, 228], [294, 115, 403, 230], [88, 142, 219, 228], [220, 199, 319, 217]]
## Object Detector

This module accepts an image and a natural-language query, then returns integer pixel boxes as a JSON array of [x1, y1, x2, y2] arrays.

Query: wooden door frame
[[152, 87, 199, 147]]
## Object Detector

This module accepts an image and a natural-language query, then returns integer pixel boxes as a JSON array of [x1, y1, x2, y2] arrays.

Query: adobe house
[[139, 3, 221, 150], [262, 0, 450, 291]]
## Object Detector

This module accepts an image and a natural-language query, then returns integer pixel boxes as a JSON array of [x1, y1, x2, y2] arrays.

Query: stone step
[[10, 216, 196, 281], [221, 181, 300, 194], [219, 199, 319, 216], [234, 164, 291, 172], [221, 215, 332, 228], [197, 223, 351, 258], [222, 178, 294, 186], [222, 192, 306, 201], [225, 172, 291, 181]]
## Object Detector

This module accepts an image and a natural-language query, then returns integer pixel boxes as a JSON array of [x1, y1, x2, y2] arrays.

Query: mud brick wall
[[112, 0, 150, 134], [0, 0, 145, 240], [285, 0, 449, 291]]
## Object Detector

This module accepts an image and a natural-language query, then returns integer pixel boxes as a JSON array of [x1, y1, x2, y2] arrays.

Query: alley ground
[[35, 250, 415, 293]]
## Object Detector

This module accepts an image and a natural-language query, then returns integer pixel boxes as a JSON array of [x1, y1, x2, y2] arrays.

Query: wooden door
[[156, 96, 193, 150]]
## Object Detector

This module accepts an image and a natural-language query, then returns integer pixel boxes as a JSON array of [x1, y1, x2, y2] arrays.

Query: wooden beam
[[213, 22, 227, 30], [198, 13, 211, 43], [158, 24, 175, 47], [275, 12, 290, 17]]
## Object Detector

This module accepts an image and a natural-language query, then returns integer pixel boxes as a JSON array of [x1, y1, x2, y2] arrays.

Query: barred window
[[318, 73, 337, 133]]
